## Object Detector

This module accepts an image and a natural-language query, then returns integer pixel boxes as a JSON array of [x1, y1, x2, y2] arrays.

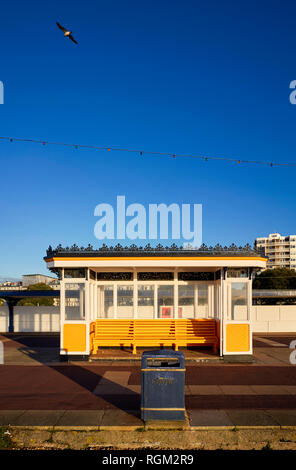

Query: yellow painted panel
[[226, 324, 249, 353], [63, 324, 86, 352]]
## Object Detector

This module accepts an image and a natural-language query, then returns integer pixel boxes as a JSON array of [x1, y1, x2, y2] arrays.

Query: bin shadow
[[49, 364, 141, 415]]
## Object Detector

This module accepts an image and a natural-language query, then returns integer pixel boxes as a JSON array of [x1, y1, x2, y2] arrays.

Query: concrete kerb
[[6, 426, 296, 451], [4, 424, 296, 432], [3, 409, 296, 430]]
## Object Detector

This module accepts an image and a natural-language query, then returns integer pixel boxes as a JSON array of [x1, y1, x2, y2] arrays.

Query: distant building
[[0, 280, 23, 291], [255, 233, 296, 270], [22, 274, 57, 287]]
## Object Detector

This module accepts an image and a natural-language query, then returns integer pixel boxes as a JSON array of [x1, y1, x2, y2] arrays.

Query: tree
[[17, 283, 55, 306], [253, 268, 296, 290]]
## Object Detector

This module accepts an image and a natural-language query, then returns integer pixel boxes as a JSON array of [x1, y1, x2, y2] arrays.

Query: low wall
[[0, 305, 295, 333], [0, 306, 60, 332], [251, 306, 296, 333]]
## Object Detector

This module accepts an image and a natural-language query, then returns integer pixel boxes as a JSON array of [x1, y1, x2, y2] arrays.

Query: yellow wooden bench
[[92, 319, 134, 354], [92, 318, 219, 355], [175, 318, 218, 353], [132, 319, 176, 354]]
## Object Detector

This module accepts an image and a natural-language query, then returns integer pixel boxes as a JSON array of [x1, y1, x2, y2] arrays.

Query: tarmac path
[[0, 363, 296, 411]]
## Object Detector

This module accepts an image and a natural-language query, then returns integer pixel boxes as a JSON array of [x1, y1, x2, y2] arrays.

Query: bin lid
[[141, 349, 185, 369]]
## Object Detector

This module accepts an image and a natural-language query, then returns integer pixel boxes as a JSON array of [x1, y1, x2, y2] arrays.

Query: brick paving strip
[[92, 373, 296, 396]]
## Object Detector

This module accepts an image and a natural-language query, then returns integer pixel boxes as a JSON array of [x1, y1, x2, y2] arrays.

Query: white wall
[[1, 304, 296, 334], [252, 306, 296, 333], [0, 305, 9, 332], [0, 306, 60, 332]]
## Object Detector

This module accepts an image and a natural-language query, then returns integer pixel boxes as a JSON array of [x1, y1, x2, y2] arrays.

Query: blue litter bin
[[141, 349, 185, 421]]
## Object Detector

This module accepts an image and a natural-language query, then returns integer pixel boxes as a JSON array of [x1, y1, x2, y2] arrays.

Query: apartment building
[[255, 233, 296, 270]]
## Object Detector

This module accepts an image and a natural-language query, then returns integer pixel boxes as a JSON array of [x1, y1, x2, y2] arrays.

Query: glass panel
[[138, 272, 173, 281], [227, 268, 248, 278], [64, 268, 86, 279], [117, 285, 134, 318], [231, 282, 248, 320], [158, 285, 174, 318], [89, 270, 96, 280], [178, 272, 214, 281], [138, 285, 154, 318], [214, 284, 220, 319], [65, 283, 85, 320], [89, 284, 94, 321], [97, 272, 133, 280], [178, 285, 194, 318], [97, 285, 114, 318], [197, 285, 208, 318]]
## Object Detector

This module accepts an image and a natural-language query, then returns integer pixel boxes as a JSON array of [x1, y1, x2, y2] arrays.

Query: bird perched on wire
[[56, 22, 78, 44]]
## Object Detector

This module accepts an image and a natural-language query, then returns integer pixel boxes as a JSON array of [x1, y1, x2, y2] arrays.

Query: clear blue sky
[[1, 0, 296, 279]]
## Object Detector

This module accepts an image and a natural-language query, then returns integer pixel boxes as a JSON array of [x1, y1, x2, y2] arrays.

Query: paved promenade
[[0, 333, 295, 429]]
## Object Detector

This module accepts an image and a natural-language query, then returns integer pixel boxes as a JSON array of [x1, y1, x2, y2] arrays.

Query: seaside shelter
[[44, 243, 267, 360]]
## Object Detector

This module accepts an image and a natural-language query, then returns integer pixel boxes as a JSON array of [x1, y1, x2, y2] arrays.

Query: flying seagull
[[56, 22, 78, 44]]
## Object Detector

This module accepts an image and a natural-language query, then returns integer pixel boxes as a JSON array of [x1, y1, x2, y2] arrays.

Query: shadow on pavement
[[1, 333, 60, 364], [49, 364, 141, 413]]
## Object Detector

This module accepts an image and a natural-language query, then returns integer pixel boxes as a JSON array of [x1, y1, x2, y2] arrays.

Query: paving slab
[[99, 371, 131, 385], [282, 385, 296, 395], [126, 385, 141, 393], [93, 371, 134, 395], [0, 410, 26, 426], [188, 385, 221, 395], [219, 385, 256, 395], [253, 348, 291, 365], [189, 409, 233, 427], [225, 410, 280, 427], [1, 409, 296, 429], [12, 410, 63, 427], [250, 385, 291, 395], [93, 384, 137, 395], [265, 409, 296, 426], [100, 409, 143, 428], [254, 337, 287, 347], [145, 419, 189, 430], [55, 410, 104, 427]]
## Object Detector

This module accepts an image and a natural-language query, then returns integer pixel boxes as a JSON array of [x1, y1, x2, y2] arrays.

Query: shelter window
[[231, 282, 248, 320], [102, 286, 114, 318], [197, 285, 209, 317], [117, 285, 134, 319], [65, 283, 85, 320], [158, 285, 174, 318], [138, 285, 154, 318], [178, 285, 194, 318]]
